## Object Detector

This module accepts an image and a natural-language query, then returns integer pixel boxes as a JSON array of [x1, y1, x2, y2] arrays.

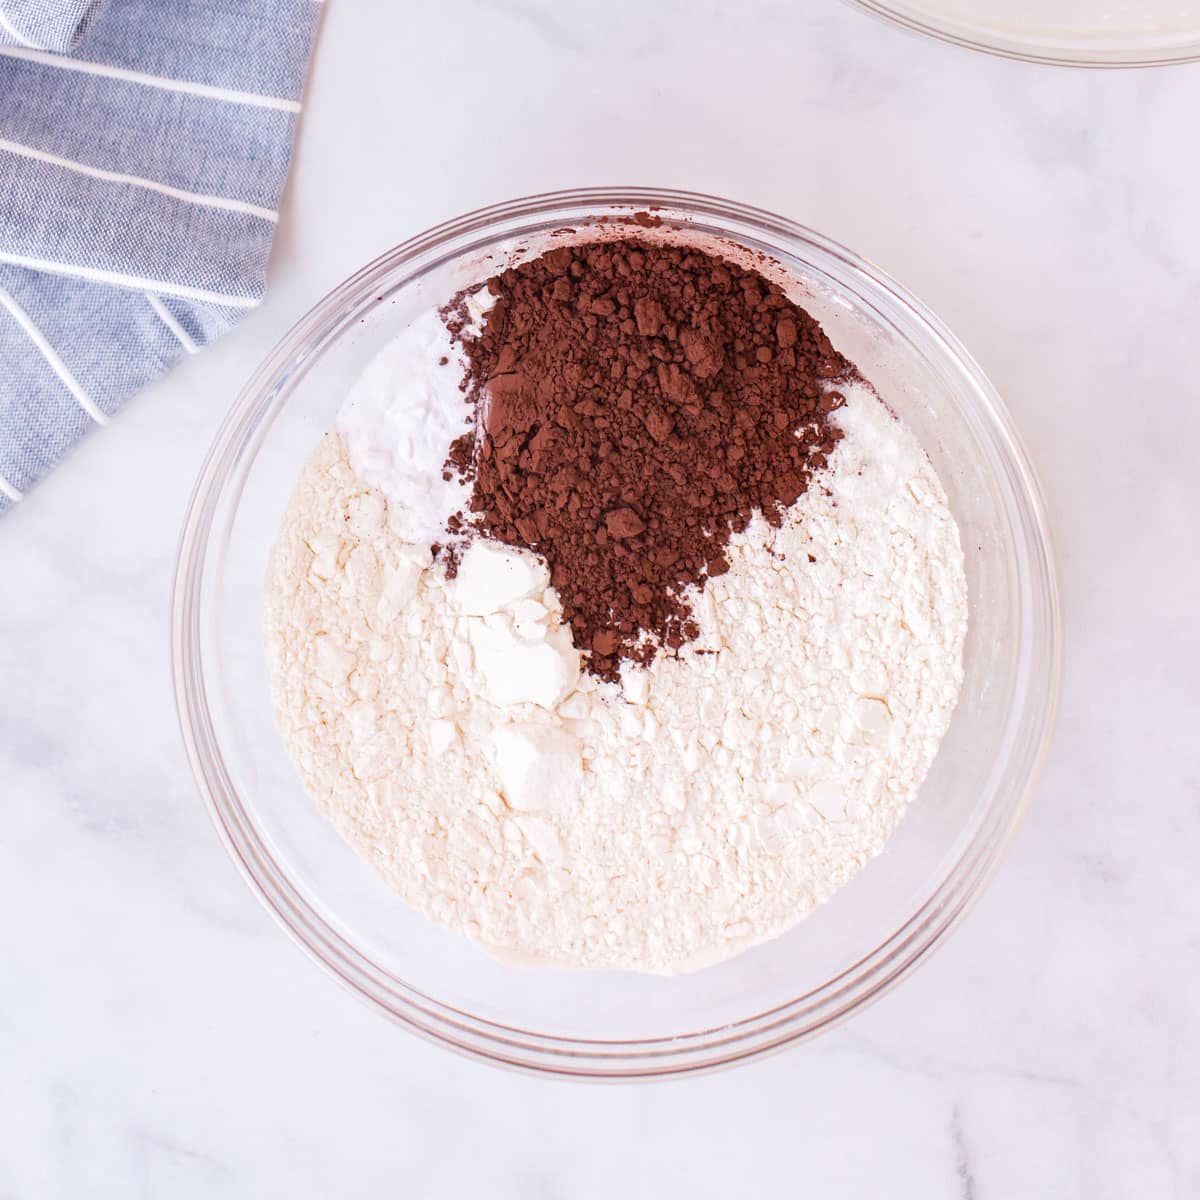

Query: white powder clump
[[335, 289, 492, 545], [265, 382, 967, 973]]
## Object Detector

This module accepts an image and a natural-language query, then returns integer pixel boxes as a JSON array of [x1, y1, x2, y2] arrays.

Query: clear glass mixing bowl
[[172, 188, 1060, 1079], [848, 0, 1200, 65]]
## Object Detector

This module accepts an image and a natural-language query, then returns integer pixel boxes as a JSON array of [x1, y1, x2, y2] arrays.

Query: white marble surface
[[2, 2, 1198, 1195]]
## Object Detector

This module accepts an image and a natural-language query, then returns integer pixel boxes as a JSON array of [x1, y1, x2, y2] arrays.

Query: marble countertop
[[2, 2, 1197, 1196]]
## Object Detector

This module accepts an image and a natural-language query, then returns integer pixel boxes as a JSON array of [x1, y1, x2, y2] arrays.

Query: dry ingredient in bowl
[[264, 233, 967, 973], [442, 239, 846, 680]]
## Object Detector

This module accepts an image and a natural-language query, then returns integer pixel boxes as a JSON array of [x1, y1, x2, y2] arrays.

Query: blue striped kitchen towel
[[0, 1, 100, 51], [0, 0, 321, 512]]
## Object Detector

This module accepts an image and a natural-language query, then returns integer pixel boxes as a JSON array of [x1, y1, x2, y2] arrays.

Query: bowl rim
[[172, 186, 1062, 1080], [846, 0, 1200, 66]]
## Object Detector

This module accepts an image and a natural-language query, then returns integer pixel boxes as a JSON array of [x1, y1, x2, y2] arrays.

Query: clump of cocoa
[[444, 237, 850, 680]]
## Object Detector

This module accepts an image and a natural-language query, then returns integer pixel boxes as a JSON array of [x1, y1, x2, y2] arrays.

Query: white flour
[[264, 382, 967, 974]]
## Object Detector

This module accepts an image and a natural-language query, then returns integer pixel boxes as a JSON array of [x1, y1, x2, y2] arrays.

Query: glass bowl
[[848, 0, 1200, 66], [172, 188, 1060, 1079]]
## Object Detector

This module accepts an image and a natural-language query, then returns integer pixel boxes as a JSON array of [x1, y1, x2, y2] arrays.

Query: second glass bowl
[[849, 0, 1200, 66], [173, 188, 1059, 1079]]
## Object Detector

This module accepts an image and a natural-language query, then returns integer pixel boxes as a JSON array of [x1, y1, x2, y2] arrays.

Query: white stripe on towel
[[0, 251, 259, 309], [0, 287, 109, 425], [0, 45, 302, 111], [0, 10, 35, 48], [0, 468, 23, 502], [145, 292, 198, 354], [0, 138, 278, 222]]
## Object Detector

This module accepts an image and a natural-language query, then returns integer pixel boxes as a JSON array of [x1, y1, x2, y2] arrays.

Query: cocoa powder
[[445, 238, 849, 680]]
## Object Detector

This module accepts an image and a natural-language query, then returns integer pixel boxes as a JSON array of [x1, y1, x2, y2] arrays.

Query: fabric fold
[[0, 0, 103, 52], [0, 0, 320, 512]]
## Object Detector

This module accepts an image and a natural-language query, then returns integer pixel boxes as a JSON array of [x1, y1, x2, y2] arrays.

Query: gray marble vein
[[951, 1103, 977, 1200]]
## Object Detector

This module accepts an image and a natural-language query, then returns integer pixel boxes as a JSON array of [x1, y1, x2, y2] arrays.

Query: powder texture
[[264, 384, 967, 973], [336, 291, 493, 544], [445, 238, 848, 680]]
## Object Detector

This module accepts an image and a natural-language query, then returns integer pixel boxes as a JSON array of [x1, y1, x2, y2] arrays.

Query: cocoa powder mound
[[444, 238, 850, 680]]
